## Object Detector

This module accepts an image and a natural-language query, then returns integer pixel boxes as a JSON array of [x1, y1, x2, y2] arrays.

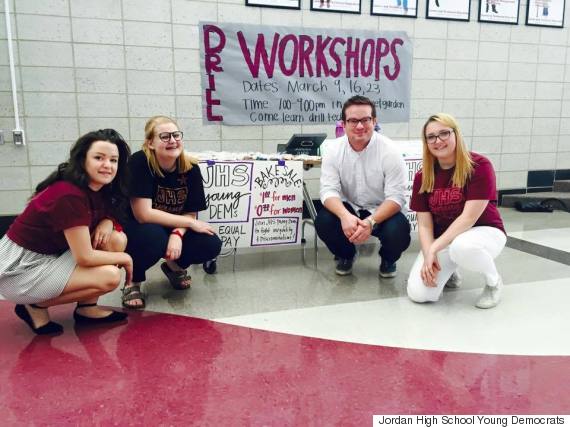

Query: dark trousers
[[124, 220, 222, 283], [314, 203, 411, 263]]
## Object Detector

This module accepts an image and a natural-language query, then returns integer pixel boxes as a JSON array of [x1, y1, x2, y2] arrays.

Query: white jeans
[[407, 226, 506, 303]]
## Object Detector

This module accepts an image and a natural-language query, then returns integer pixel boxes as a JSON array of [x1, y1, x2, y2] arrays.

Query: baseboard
[[500, 168, 570, 206], [498, 188, 526, 206]]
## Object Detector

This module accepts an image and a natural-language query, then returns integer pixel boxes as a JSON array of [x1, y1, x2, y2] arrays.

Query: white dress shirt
[[319, 132, 407, 213]]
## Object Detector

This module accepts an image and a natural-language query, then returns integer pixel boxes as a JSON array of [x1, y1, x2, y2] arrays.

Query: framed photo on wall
[[526, 0, 565, 27], [371, 0, 418, 17], [426, 0, 471, 21], [310, 0, 362, 14], [245, 0, 301, 9], [478, 0, 520, 24]]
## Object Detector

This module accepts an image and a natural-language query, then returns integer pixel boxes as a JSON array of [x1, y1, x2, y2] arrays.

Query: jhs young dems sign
[[198, 160, 304, 248], [200, 22, 412, 126]]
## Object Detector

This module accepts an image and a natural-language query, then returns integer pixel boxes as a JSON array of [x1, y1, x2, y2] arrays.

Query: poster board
[[310, 0, 362, 13], [200, 22, 412, 125], [245, 0, 301, 9], [399, 140, 423, 232], [198, 160, 304, 248], [478, 0, 520, 24], [426, 0, 471, 21], [526, 0, 565, 27], [372, 0, 418, 17]]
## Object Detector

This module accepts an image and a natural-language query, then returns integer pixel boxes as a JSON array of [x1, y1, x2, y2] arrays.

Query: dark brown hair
[[341, 95, 377, 122]]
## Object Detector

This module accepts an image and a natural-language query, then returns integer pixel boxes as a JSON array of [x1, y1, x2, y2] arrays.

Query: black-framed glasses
[[345, 117, 373, 127], [426, 129, 453, 144], [157, 131, 183, 143]]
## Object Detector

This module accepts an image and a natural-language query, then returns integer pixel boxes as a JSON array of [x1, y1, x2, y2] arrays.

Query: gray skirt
[[0, 235, 76, 304]]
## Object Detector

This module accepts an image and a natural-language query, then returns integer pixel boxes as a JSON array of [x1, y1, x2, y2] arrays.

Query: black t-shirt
[[128, 150, 207, 216]]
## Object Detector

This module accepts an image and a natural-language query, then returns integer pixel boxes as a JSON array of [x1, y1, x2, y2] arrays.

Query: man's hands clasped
[[341, 213, 374, 245]]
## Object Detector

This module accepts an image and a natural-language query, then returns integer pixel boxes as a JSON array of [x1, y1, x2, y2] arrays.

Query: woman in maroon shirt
[[407, 113, 507, 309], [0, 129, 133, 334]]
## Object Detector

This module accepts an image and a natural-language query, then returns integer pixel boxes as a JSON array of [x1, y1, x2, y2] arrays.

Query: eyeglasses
[[426, 129, 453, 144], [157, 131, 183, 143], [345, 117, 373, 127]]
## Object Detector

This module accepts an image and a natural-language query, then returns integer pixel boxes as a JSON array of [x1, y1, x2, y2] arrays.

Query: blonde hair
[[419, 113, 474, 194], [142, 115, 198, 178]]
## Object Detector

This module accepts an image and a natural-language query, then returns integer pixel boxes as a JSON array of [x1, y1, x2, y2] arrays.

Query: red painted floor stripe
[[0, 301, 569, 425]]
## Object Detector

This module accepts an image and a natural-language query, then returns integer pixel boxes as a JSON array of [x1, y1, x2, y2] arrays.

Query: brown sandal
[[121, 284, 145, 309], [160, 262, 192, 290]]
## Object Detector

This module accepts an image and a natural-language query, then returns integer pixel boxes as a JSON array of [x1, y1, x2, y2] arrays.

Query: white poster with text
[[199, 160, 304, 248]]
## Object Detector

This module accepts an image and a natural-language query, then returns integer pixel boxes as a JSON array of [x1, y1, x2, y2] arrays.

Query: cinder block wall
[[1, 0, 570, 214]]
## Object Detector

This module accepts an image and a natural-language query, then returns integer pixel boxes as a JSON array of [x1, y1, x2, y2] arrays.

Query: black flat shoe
[[73, 303, 128, 324], [14, 304, 63, 335]]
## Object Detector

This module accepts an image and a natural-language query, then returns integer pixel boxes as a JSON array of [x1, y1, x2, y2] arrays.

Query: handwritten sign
[[251, 217, 299, 246], [399, 140, 423, 232], [202, 161, 253, 222], [199, 160, 304, 248], [200, 22, 412, 125]]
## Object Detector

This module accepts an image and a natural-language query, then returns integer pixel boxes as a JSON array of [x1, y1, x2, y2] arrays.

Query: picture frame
[[478, 0, 520, 24], [371, 0, 418, 17], [245, 0, 301, 10], [425, 0, 471, 21], [526, 0, 565, 28], [310, 0, 362, 14]]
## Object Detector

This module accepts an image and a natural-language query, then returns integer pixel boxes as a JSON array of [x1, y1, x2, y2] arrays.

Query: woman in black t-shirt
[[122, 116, 222, 308]]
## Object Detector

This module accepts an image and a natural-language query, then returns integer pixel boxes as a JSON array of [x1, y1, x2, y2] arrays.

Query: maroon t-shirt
[[7, 181, 109, 255], [410, 152, 505, 238]]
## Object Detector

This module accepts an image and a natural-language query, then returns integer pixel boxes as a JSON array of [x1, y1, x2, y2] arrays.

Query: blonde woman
[[407, 113, 506, 309], [122, 116, 222, 309]]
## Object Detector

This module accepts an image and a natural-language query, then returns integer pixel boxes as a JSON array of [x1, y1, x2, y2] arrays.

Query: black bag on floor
[[514, 201, 553, 212], [514, 198, 568, 213]]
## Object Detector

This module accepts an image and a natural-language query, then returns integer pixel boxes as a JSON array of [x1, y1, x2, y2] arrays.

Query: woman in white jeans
[[407, 113, 507, 309]]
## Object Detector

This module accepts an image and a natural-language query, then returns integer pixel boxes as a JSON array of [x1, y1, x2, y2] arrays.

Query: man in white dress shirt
[[316, 95, 411, 277]]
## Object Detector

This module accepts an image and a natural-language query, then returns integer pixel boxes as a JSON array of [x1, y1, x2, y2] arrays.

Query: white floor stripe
[[509, 227, 570, 253], [216, 278, 570, 356]]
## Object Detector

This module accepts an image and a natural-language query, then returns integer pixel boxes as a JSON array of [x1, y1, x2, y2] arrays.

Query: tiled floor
[[1, 207, 569, 424], [508, 228, 570, 253]]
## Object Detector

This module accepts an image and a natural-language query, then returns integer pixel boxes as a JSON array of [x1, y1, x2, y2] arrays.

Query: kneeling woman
[[407, 113, 506, 309], [0, 129, 133, 334], [122, 116, 222, 309]]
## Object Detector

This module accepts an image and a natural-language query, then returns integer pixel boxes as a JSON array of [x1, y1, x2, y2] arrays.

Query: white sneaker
[[445, 271, 462, 289], [475, 276, 503, 309]]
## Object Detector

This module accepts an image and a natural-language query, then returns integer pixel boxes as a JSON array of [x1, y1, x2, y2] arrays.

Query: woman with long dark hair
[[0, 129, 133, 334]]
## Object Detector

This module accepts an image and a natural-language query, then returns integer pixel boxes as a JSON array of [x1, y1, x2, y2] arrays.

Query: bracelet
[[171, 230, 183, 239], [104, 216, 123, 232], [365, 216, 376, 229]]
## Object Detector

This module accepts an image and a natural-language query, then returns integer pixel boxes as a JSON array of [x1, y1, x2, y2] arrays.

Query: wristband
[[171, 230, 183, 239], [105, 216, 123, 232], [365, 216, 376, 229]]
